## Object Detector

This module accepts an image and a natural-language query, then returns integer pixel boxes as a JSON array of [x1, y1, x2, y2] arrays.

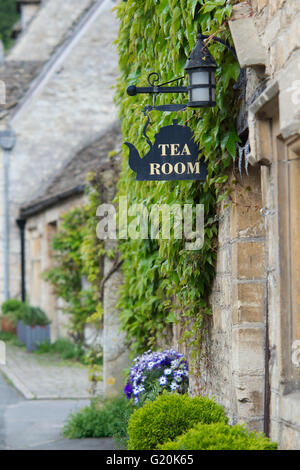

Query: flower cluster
[[124, 349, 189, 405]]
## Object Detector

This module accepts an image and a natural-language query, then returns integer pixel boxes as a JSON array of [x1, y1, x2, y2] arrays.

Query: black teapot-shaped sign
[[124, 120, 208, 181]]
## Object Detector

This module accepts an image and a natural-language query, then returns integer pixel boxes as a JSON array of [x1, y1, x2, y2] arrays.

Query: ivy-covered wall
[[115, 0, 240, 360]]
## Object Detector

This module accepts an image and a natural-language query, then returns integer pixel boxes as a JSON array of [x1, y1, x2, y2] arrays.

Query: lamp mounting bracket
[[127, 72, 188, 97]]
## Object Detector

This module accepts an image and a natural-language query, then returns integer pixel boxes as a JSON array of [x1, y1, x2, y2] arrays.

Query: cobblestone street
[[0, 345, 111, 450], [0, 372, 114, 450], [0, 344, 102, 399]]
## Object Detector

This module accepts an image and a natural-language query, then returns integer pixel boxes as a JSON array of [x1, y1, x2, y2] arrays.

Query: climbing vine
[[43, 180, 104, 343], [115, 0, 241, 359]]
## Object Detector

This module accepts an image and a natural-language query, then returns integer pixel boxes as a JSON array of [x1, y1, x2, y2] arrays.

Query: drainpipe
[[0, 128, 16, 301], [16, 218, 26, 302]]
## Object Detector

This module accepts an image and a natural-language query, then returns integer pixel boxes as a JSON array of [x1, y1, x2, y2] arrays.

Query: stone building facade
[[0, 0, 119, 306], [0, 0, 128, 394], [20, 124, 122, 341], [172, 0, 300, 451], [1, 0, 300, 449]]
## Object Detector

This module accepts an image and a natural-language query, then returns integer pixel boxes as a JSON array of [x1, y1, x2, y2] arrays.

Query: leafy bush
[[159, 422, 277, 450], [22, 305, 50, 327], [1, 300, 50, 327], [1, 299, 24, 316], [127, 392, 228, 450], [124, 349, 188, 405], [35, 338, 83, 360], [1, 299, 25, 326], [51, 338, 82, 359], [63, 396, 134, 444]]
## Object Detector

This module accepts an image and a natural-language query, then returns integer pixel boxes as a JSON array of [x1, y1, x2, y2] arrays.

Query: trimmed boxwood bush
[[159, 422, 277, 450], [127, 392, 228, 450]]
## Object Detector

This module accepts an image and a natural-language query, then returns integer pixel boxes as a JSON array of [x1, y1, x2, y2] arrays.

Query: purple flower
[[124, 382, 133, 399], [124, 349, 189, 402]]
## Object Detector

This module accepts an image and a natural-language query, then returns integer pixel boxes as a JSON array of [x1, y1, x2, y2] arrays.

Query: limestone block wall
[[192, 167, 266, 431], [251, 0, 300, 449], [193, 0, 300, 449], [251, 0, 300, 137]]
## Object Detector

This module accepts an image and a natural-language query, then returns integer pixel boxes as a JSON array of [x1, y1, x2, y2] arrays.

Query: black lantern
[[126, 33, 237, 110], [184, 34, 217, 108]]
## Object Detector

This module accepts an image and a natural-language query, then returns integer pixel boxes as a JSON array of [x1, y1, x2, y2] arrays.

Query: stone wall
[[180, 166, 266, 432], [180, 0, 300, 449]]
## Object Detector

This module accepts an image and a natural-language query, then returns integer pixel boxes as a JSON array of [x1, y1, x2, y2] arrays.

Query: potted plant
[[18, 305, 51, 352], [0, 299, 24, 334]]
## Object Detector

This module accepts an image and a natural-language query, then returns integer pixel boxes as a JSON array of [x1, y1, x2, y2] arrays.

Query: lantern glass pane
[[190, 87, 209, 103], [212, 88, 216, 102], [211, 71, 216, 85], [191, 70, 209, 85]]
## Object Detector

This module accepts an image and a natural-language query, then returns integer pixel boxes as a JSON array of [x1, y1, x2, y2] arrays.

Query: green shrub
[[0, 330, 24, 347], [159, 422, 277, 450], [63, 396, 134, 443], [1, 300, 50, 327], [1, 299, 24, 316], [52, 338, 82, 360], [22, 306, 50, 327], [1, 299, 25, 326], [35, 338, 102, 365], [127, 392, 228, 450]]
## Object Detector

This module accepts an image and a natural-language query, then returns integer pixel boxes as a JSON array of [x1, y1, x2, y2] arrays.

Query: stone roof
[[0, 60, 43, 121], [21, 122, 122, 217]]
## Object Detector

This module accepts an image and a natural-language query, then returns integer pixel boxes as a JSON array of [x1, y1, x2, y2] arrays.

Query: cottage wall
[[170, 0, 300, 449], [24, 194, 86, 341], [179, 0, 300, 449]]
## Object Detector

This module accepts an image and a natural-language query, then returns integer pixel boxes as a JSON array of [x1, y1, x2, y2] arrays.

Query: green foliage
[[0, 330, 23, 347], [43, 190, 103, 341], [1, 299, 50, 327], [159, 422, 278, 450], [115, 0, 240, 358], [127, 392, 228, 450], [1, 299, 24, 316], [34, 338, 85, 361], [42, 182, 104, 390], [22, 305, 50, 327], [0, 0, 19, 49], [63, 396, 134, 444], [1, 299, 24, 326]]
